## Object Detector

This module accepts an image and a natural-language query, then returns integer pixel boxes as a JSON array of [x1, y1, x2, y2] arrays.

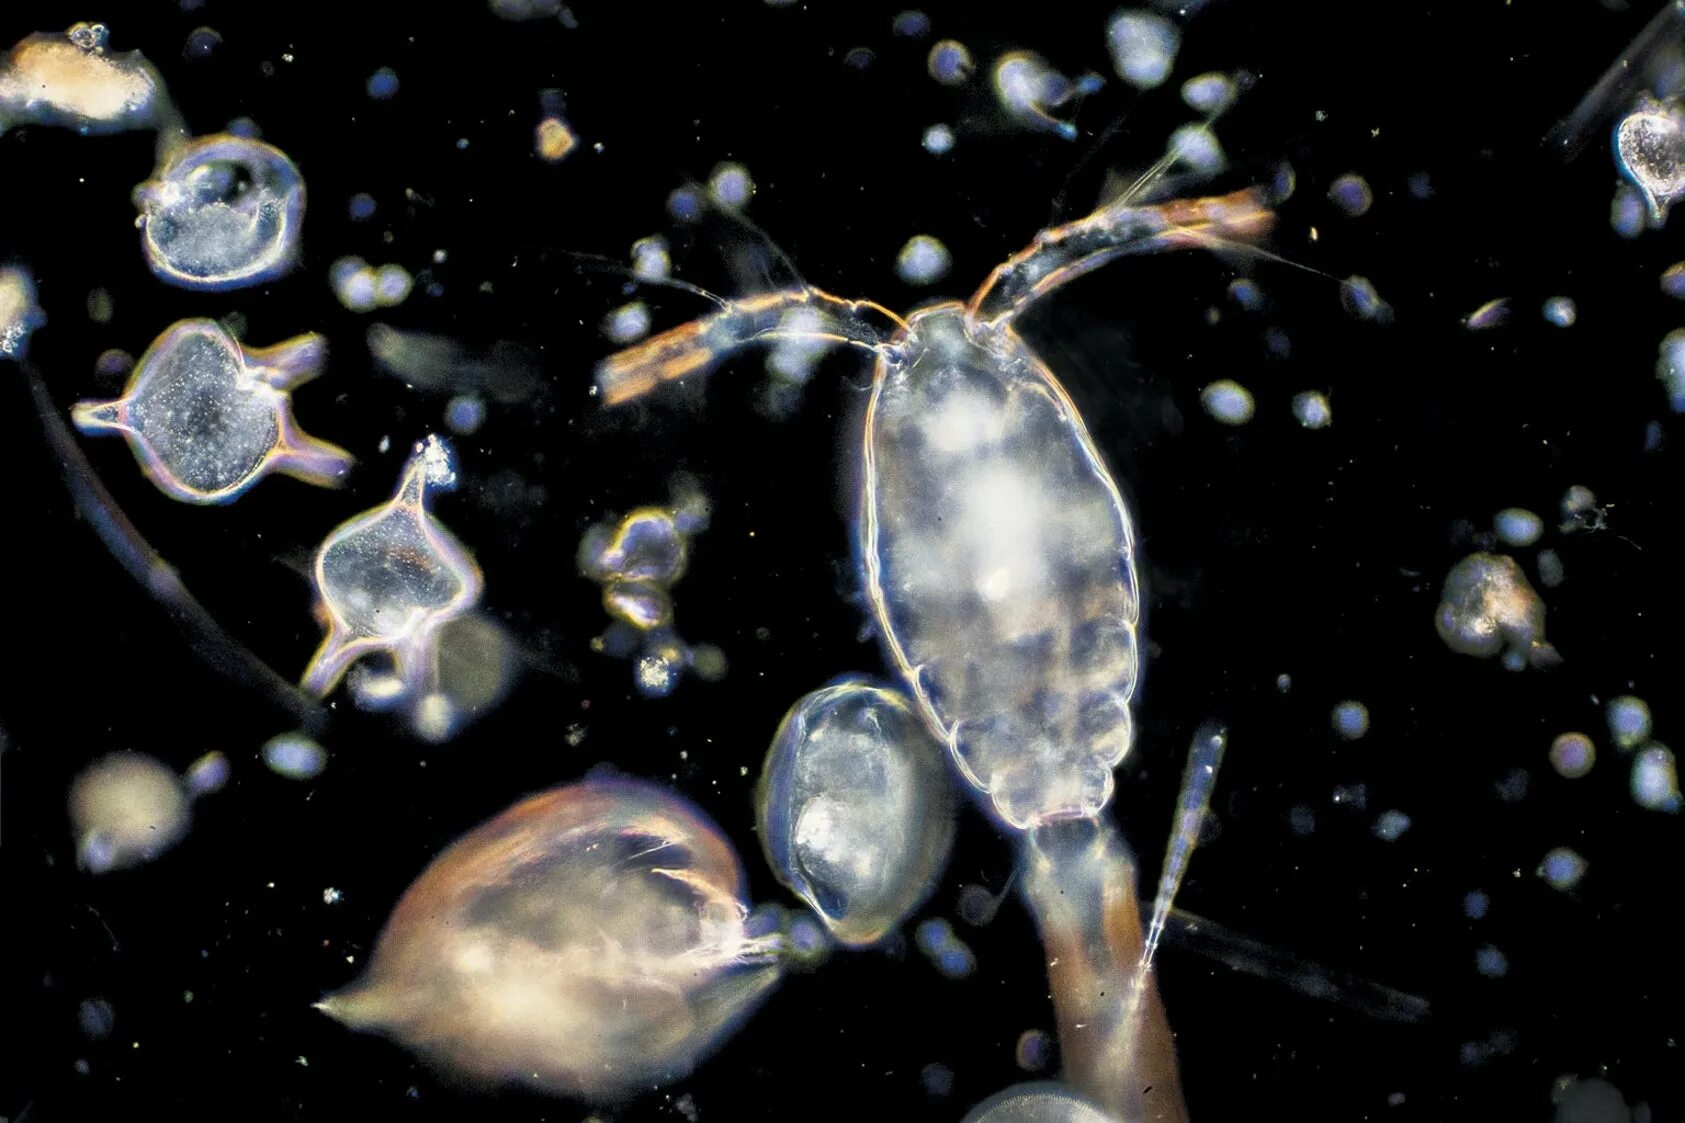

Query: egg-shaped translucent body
[[134, 133, 305, 290], [757, 678, 956, 946], [317, 776, 782, 1102], [862, 305, 1140, 829]]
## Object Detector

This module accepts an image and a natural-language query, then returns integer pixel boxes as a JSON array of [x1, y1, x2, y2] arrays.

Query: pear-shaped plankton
[[757, 679, 956, 946], [316, 776, 782, 1102], [962, 1082, 1114, 1123], [72, 319, 352, 503], [301, 435, 482, 700]]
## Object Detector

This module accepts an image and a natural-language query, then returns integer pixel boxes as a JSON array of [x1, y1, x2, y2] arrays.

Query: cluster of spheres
[[6, 4, 1681, 1121]]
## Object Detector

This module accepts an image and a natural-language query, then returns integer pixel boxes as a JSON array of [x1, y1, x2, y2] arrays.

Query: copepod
[[597, 179, 1273, 1119]]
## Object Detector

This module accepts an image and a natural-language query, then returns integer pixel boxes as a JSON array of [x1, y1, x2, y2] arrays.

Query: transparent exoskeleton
[[71, 318, 353, 504], [597, 177, 1269, 1118], [316, 775, 783, 1103], [133, 133, 306, 290], [756, 677, 956, 947], [301, 435, 483, 704]]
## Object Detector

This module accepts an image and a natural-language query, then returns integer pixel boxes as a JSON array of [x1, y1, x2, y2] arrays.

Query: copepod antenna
[[22, 360, 329, 733]]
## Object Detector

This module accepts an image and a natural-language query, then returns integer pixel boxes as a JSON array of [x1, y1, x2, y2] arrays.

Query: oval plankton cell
[[301, 435, 483, 700], [757, 679, 956, 947], [134, 133, 306, 290], [71, 319, 353, 504], [316, 776, 783, 1102], [69, 752, 191, 873]]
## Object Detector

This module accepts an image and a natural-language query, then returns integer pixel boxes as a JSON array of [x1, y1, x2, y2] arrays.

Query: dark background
[[3, 1, 1681, 1120]]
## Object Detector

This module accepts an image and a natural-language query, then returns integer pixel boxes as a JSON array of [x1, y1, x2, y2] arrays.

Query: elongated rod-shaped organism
[[598, 182, 1271, 1113]]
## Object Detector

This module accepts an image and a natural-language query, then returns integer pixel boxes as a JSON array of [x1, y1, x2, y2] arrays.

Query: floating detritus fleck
[[1331, 700, 1369, 740], [1606, 696, 1652, 751], [927, 39, 973, 86], [1200, 379, 1254, 425], [1434, 552, 1560, 671], [262, 733, 327, 780], [1327, 173, 1373, 217], [1549, 732, 1595, 779], [1292, 390, 1331, 429], [1339, 275, 1392, 323], [915, 917, 976, 979], [69, 752, 191, 873], [896, 235, 951, 285], [1631, 744, 1680, 812], [1493, 507, 1544, 548], [1542, 296, 1577, 327], [1537, 846, 1587, 891], [1105, 10, 1179, 91]]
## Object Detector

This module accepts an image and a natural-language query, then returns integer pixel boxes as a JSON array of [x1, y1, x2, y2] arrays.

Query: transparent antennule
[[967, 188, 1275, 328], [595, 287, 905, 406]]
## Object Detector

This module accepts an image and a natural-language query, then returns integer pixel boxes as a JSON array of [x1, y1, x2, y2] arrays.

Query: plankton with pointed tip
[[301, 435, 483, 700], [72, 319, 353, 504]]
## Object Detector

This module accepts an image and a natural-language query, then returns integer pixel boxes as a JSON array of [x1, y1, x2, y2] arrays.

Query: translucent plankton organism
[[1614, 96, 1684, 224], [316, 775, 783, 1103], [71, 319, 353, 504], [0, 23, 177, 139], [579, 476, 722, 697], [896, 234, 952, 285], [599, 187, 1271, 829], [596, 171, 1280, 1117], [1106, 10, 1180, 90], [962, 1083, 1113, 1123], [1493, 506, 1544, 547], [1292, 390, 1332, 429], [756, 679, 956, 946], [133, 133, 306, 290], [1434, 552, 1560, 671], [1630, 744, 1680, 812], [1659, 328, 1685, 412], [1549, 732, 1596, 779], [1200, 379, 1254, 425], [1606, 695, 1652, 750], [1463, 297, 1510, 331], [69, 750, 224, 873], [927, 39, 973, 86], [991, 51, 1103, 140], [301, 435, 484, 701], [1, 265, 46, 360]]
